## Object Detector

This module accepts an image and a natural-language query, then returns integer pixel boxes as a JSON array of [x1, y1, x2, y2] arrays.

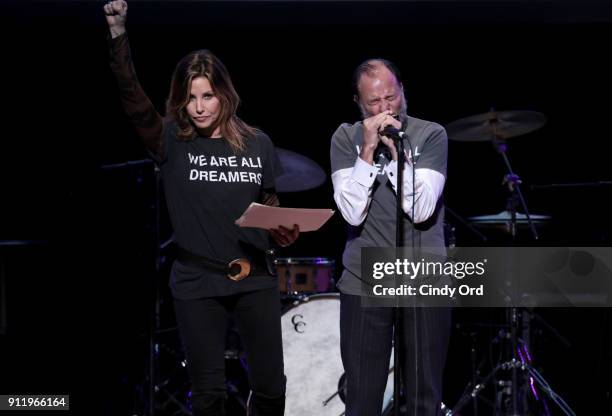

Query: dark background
[[1, 1, 611, 415]]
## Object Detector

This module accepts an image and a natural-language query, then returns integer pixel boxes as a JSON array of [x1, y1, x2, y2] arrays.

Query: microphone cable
[[402, 126, 420, 416]]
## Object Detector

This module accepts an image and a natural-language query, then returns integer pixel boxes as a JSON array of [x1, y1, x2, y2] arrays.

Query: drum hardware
[[446, 110, 575, 416], [450, 311, 576, 416], [477, 112, 538, 415], [224, 356, 249, 413], [440, 402, 454, 416], [135, 331, 192, 416], [321, 366, 395, 408], [320, 374, 344, 407], [136, 323, 249, 416], [157, 384, 192, 416]]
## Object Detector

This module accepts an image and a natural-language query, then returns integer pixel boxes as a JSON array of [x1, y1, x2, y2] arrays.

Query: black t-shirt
[[158, 121, 283, 299]]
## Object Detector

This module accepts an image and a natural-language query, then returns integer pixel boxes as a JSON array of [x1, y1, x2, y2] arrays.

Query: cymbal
[[275, 148, 326, 192], [446, 110, 546, 142], [468, 210, 550, 227]]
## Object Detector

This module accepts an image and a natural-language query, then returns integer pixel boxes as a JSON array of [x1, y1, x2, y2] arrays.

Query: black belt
[[176, 246, 273, 282]]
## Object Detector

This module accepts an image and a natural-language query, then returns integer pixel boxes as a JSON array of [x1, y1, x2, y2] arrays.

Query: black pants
[[340, 293, 450, 416], [174, 287, 285, 416]]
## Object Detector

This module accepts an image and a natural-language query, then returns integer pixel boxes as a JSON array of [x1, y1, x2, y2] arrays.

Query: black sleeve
[[108, 33, 166, 161]]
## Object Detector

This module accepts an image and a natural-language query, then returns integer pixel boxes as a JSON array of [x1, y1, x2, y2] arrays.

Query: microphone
[[381, 125, 406, 140]]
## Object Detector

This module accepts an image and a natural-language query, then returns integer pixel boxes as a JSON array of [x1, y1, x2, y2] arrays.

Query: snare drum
[[275, 257, 335, 294], [281, 294, 393, 415]]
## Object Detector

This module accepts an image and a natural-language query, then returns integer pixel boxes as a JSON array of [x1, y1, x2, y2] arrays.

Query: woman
[[103, 1, 298, 415]]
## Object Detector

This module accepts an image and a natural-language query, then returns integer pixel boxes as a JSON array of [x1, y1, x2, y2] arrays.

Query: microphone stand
[[100, 159, 165, 416], [393, 133, 405, 416], [149, 164, 162, 416]]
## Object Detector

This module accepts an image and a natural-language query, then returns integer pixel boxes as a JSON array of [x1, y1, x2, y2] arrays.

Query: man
[[330, 58, 450, 415]]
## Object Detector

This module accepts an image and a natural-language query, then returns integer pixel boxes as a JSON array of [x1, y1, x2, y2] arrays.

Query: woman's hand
[[103, 0, 128, 38], [270, 224, 300, 247]]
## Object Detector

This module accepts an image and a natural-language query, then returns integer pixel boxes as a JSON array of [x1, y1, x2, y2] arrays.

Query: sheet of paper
[[235, 203, 334, 232]]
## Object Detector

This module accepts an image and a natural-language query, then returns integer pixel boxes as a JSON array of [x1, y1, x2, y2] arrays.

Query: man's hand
[[103, 0, 128, 39], [378, 114, 402, 161], [270, 224, 300, 248], [360, 110, 402, 163]]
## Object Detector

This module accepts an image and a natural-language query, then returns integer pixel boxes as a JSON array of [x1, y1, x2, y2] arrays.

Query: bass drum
[[281, 293, 394, 415]]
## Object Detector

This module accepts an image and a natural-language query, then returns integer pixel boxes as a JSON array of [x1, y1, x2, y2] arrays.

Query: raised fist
[[103, 0, 128, 37]]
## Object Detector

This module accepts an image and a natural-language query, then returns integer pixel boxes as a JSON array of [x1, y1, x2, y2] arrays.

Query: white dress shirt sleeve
[[383, 160, 445, 223], [331, 157, 380, 226]]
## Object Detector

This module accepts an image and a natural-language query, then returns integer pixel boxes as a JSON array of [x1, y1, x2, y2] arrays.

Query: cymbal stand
[[495, 137, 575, 415], [491, 112, 536, 415], [484, 110, 536, 414], [451, 112, 576, 415], [488, 110, 538, 241]]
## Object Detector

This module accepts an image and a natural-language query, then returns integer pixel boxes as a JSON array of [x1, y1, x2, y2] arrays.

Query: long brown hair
[[166, 49, 257, 152]]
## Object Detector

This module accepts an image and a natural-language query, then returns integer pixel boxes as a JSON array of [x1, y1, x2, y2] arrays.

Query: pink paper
[[235, 203, 334, 232]]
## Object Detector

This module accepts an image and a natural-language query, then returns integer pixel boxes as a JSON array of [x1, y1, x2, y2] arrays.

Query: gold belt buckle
[[227, 258, 251, 281]]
